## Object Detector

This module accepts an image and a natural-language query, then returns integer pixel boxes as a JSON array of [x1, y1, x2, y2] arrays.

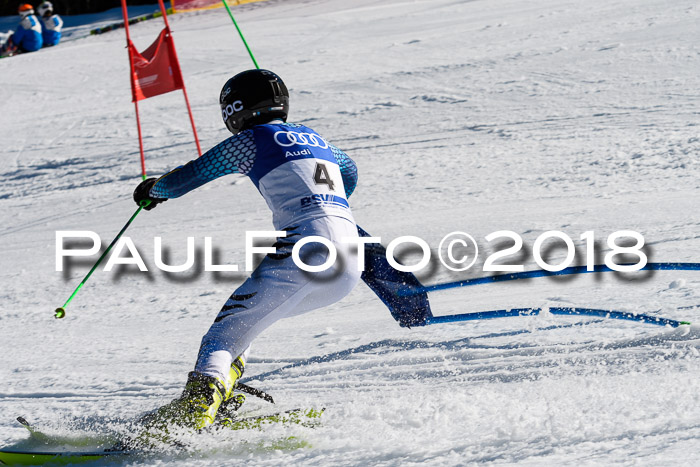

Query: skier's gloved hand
[[133, 177, 167, 211]]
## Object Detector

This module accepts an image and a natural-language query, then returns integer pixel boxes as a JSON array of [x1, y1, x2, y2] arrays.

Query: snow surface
[[1, 0, 699, 464]]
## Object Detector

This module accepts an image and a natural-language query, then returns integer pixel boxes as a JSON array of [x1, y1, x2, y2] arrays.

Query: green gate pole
[[222, 0, 260, 69]]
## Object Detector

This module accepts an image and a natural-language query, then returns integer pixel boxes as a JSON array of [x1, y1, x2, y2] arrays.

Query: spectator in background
[[0, 4, 42, 57], [38, 1, 63, 47]]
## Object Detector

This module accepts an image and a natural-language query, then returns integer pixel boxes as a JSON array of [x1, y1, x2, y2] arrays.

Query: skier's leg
[[139, 218, 357, 432], [135, 218, 358, 434], [195, 217, 360, 382], [0, 39, 17, 57]]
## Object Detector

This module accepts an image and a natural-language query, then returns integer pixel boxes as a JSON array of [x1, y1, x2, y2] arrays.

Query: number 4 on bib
[[314, 163, 335, 191]]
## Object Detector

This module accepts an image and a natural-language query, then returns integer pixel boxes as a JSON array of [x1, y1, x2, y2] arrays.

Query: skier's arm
[[149, 130, 256, 199], [330, 145, 358, 198]]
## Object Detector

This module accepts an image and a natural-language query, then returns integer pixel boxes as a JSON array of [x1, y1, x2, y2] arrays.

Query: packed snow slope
[[1, 0, 699, 464]]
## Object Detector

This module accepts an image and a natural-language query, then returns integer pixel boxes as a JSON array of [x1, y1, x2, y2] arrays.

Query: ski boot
[[213, 356, 247, 425], [136, 371, 233, 433], [132, 356, 246, 447]]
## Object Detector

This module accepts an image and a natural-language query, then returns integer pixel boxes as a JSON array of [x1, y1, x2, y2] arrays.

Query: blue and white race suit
[[150, 122, 361, 383], [11, 15, 42, 52], [40, 14, 63, 46]]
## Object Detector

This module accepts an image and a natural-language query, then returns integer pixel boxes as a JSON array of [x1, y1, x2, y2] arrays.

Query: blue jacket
[[151, 123, 357, 200], [40, 14, 63, 46], [12, 15, 43, 52], [150, 122, 358, 230]]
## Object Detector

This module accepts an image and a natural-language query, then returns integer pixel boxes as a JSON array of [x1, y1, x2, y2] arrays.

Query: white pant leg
[[195, 217, 360, 382]]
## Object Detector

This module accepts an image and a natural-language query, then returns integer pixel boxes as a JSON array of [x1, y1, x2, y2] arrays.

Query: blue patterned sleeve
[[150, 130, 257, 198], [330, 145, 358, 198]]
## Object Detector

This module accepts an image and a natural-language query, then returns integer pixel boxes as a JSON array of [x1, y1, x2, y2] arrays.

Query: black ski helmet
[[219, 69, 289, 134]]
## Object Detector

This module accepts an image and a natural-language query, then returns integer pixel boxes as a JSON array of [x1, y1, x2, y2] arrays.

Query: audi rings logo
[[222, 100, 244, 120], [273, 131, 329, 149]]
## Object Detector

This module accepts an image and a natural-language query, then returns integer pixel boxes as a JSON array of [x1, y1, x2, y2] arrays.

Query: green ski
[[0, 409, 323, 465], [0, 449, 128, 466]]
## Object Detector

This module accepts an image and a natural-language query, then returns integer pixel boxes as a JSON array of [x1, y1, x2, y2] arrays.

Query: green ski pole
[[54, 201, 150, 319], [221, 0, 260, 69]]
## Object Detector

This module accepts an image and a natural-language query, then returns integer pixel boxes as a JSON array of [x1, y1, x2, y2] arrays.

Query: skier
[[37, 1, 63, 47], [0, 4, 42, 57], [133, 69, 361, 431]]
